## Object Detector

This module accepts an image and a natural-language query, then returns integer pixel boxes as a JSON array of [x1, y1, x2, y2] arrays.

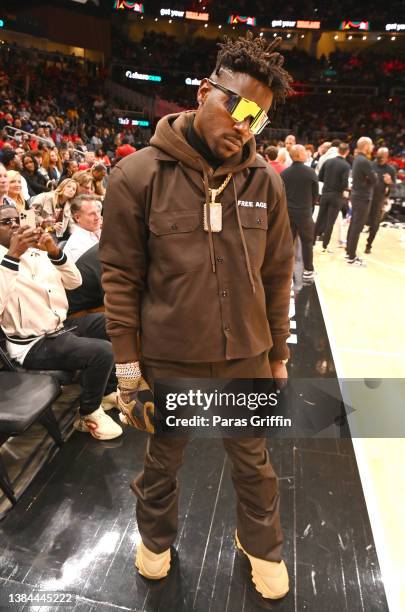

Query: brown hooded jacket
[[100, 111, 294, 364]]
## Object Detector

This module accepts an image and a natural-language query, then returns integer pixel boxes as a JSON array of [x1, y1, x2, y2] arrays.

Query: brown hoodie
[[100, 111, 294, 363]]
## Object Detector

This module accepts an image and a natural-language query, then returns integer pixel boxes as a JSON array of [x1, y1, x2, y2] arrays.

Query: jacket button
[[217, 256, 224, 263], [256, 218, 262, 225], [171, 223, 178, 230], [221, 290, 228, 297], [224, 325, 231, 332]]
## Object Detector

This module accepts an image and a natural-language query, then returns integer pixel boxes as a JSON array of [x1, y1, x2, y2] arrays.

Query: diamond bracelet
[[116, 362, 142, 380]]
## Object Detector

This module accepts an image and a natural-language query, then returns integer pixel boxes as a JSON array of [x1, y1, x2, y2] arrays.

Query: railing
[[3, 127, 85, 157]]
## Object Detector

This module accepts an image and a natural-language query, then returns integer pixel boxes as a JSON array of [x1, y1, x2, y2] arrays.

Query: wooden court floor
[[314, 224, 405, 612]]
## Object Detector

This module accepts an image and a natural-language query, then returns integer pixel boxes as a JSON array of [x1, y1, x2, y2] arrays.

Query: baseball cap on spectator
[[116, 138, 136, 159]]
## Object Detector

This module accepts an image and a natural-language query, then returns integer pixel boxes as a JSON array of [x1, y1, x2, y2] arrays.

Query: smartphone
[[19, 210, 37, 229]]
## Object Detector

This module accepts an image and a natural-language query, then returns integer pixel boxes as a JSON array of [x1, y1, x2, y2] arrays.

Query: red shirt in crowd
[[116, 143, 136, 158], [269, 160, 287, 174]]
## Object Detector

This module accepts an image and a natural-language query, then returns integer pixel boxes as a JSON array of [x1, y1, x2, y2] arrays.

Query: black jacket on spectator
[[66, 245, 104, 315], [280, 162, 319, 213], [351, 153, 377, 200], [371, 161, 396, 201], [21, 170, 49, 197], [319, 156, 350, 194]]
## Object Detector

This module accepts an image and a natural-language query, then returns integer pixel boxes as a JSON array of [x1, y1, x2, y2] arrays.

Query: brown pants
[[131, 352, 283, 562]]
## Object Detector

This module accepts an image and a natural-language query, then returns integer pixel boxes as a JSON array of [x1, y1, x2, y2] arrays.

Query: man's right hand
[[7, 227, 41, 259], [117, 376, 156, 433]]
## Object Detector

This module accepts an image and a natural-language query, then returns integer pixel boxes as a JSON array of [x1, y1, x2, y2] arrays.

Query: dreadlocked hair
[[214, 32, 294, 103]]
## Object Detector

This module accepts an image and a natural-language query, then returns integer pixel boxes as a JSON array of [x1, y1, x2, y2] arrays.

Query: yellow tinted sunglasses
[[208, 78, 270, 135]]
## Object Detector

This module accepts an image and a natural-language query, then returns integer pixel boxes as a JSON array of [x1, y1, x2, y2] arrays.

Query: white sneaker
[[74, 407, 123, 440], [347, 256, 367, 267], [235, 532, 289, 599], [135, 540, 171, 579], [101, 391, 119, 411], [303, 270, 315, 283]]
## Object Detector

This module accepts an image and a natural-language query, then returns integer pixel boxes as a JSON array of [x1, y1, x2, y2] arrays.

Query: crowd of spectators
[[123, 0, 403, 22], [115, 31, 405, 89]]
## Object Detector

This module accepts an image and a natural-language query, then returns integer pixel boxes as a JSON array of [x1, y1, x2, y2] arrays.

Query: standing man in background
[[281, 145, 319, 283], [315, 142, 350, 252], [365, 147, 396, 254], [346, 137, 377, 266]]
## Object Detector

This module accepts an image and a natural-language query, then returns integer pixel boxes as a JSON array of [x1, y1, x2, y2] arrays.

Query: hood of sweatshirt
[[150, 110, 259, 176]]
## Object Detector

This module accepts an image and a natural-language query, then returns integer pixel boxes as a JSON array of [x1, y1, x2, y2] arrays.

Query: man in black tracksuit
[[366, 147, 396, 254], [316, 142, 350, 251], [281, 145, 319, 282], [346, 137, 377, 265]]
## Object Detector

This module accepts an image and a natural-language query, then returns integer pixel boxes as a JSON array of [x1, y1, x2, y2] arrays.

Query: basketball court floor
[[313, 224, 405, 612], [0, 226, 402, 611]]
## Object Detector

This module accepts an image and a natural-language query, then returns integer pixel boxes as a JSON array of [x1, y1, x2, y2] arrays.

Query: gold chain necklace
[[208, 172, 233, 204]]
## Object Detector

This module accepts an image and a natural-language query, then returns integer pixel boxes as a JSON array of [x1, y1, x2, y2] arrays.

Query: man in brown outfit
[[100, 33, 294, 600]]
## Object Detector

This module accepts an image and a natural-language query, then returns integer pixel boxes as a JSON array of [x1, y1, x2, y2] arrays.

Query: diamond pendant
[[204, 201, 222, 232]]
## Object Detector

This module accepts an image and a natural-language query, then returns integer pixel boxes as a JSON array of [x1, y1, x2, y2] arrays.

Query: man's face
[[377, 151, 388, 164], [92, 168, 106, 182], [0, 207, 20, 248], [0, 165, 9, 196], [285, 136, 296, 151], [194, 71, 273, 161], [74, 202, 101, 233]]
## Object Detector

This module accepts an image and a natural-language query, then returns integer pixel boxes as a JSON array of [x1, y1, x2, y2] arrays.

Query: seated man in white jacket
[[0, 203, 122, 440], [63, 194, 101, 263]]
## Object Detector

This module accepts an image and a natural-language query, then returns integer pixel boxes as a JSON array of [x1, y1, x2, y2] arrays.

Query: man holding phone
[[0, 201, 123, 441]]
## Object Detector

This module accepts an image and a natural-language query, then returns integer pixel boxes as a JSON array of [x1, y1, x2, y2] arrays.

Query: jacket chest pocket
[[239, 207, 269, 269], [149, 212, 204, 275]]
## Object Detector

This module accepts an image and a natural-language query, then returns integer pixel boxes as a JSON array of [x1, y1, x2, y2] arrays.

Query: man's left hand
[[36, 230, 61, 258], [270, 360, 288, 390]]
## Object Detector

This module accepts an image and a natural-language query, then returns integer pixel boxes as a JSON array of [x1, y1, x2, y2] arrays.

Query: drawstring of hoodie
[[233, 177, 256, 294], [201, 163, 217, 273], [198, 164, 255, 293]]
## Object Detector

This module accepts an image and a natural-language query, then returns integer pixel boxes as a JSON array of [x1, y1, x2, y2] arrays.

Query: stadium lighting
[[168, 19, 172, 23], [334, 35, 338, 39], [273, 33, 277, 37], [348, 35, 353, 40], [286, 33, 291, 38], [377, 35, 382, 40], [327, 90, 332, 94], [259, 32, 264, 37], [204, 23, 208, 28], [301, 34, 305, 38], [362, 35, 367, 39], [391, 36, 396, 40], [218, 25, 222, 28]]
